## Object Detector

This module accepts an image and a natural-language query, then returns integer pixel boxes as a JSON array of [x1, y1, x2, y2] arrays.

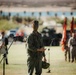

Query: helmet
[[42, 61, 50, 69]]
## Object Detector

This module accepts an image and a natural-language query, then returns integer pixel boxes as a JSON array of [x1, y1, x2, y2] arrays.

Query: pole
[[3, 54, 6, 75], [0, 40, 14, 75], [0, 40, 14, 63], [47, 48, 51, 73], [47, 38, 55, 73], [7, 40, 14, 50]]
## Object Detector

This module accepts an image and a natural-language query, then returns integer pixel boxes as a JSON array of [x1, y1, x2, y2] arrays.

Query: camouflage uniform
[[68, 37, 76, 62], [27, 31, 45, 75], [64, 41, 70, 62]]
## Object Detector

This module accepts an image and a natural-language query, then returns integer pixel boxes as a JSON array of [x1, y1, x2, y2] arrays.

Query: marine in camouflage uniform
[[27, 20, 46, 75], [68, 33, 76, 62]]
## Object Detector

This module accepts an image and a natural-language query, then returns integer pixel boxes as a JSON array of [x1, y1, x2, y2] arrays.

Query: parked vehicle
[[15, 31, 25, 42], [6, 28, 18, 41], [8, 29, 18, 38], [41, 27, 62, 46], [7, 28, 27, 42]]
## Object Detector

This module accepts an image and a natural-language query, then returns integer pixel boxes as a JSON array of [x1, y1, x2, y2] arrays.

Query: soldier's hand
[[41, 47, 46, 51], [37, 47, 46, 52]]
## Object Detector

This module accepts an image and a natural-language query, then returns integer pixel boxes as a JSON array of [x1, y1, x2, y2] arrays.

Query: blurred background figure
[[64, 32, 71, 62], [68, 32, 76, 63], [0, 31, 9, 65]]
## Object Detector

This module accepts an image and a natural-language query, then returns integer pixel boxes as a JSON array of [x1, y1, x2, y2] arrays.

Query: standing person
[[0, 31, 8, 64], [27, 20, 46, 75], [64, 32, 71, 62], [68, 32, 76, 62]]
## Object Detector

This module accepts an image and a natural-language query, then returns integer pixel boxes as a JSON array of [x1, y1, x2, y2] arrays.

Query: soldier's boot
[[68, 59, 70, 62], [68, 57, 70, 62], [47, 70, 51, 73], [71, 59, 74, 63], [65, 57, 67, 61]]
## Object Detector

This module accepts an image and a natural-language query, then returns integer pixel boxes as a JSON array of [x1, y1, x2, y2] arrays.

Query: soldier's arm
[[68, 37, 72, 47]]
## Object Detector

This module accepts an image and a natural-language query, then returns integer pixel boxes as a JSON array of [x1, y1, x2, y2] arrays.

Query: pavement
[[0, 42, 76, 75]]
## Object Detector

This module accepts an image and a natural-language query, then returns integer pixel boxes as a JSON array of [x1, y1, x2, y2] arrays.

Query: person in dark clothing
[[5, 37, 8, 64], [64, 33, 71, 62], [27, 20, 46, 75], [1, 31, 8, 64]]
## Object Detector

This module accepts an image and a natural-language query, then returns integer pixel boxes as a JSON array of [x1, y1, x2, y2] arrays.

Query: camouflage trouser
[[71, 49, 76, 62], [65, 46, 70, 62], [27, 57, 42, 75]]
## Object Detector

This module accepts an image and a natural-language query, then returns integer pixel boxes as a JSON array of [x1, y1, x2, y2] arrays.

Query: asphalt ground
[[0, 42, 76, 75]]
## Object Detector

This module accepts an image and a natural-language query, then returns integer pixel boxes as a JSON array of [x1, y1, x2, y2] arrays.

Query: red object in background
[[70, 17, 74, 36], [61, 17, 67, 51], [15, 31, 24, 42], [16, 32, 19, 36], [20, 31, 24, 37], [16, 31, 24, 37]]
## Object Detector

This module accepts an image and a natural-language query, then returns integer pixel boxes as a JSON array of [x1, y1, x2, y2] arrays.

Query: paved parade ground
[[0, 42, 76, 75]]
